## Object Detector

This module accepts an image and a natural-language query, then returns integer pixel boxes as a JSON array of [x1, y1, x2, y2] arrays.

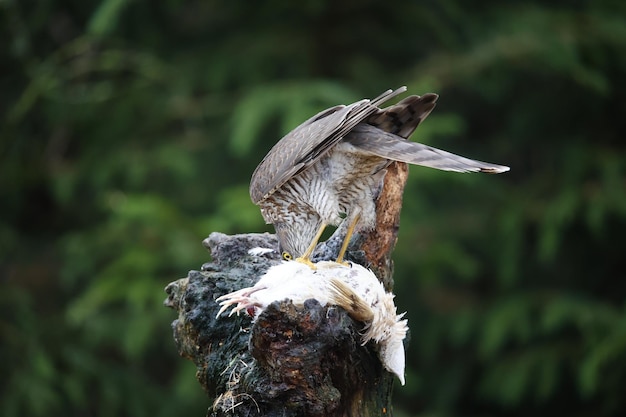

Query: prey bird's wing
[[250, 87, 408, 204], [346, 124, 510, 173]]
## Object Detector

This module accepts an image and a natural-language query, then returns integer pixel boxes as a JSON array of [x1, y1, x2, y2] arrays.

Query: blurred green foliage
[[1, 1, 625, 416]]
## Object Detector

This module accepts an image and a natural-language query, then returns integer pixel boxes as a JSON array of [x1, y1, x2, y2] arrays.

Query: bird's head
[[273, 220, 322, 260]]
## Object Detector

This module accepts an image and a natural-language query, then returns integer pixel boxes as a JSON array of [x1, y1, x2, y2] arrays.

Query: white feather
[[247, 247, 275, 256], [216, 261, 408, 384]]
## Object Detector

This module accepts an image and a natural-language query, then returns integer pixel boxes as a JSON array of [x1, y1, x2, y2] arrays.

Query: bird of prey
[[249, 87, 509, 266], [216, 260, 409, 385]]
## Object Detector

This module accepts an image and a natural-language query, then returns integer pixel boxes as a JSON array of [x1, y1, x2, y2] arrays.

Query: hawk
[[249, 87, 509, 265]]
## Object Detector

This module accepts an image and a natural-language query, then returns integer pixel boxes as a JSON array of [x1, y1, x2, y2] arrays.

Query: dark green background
[[2, 1, 625, 416]]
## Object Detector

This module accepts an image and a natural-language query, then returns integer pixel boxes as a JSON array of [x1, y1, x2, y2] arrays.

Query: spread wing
[[249, 87, 408, 204], [345, 92, 509, 173], [346, 124, 510, 173]]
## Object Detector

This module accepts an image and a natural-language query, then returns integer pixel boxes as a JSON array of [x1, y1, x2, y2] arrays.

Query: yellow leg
[[295, 223, 327, 268], [336, 213, 360, 265]]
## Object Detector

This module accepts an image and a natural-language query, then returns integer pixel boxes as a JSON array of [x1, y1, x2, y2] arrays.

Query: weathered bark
[[362, 161, 408, 290], [164, 162, 408, 416]]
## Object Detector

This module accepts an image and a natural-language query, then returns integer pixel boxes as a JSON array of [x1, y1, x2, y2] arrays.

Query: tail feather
[[366, 93, 438, 139]]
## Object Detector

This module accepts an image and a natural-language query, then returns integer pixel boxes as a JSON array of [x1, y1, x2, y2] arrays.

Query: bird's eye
[[282, 251, 293, 261]]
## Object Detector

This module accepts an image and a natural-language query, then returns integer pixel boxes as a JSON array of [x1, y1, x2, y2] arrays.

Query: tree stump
[[164, 162, 409, 416]]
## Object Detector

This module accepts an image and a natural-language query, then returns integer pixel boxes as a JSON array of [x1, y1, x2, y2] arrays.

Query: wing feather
[[250, 87, 408, 203], [346, 125, 510, 173]]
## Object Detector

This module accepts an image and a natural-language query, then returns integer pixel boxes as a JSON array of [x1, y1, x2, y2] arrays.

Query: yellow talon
[[295, 256, 317, 269]]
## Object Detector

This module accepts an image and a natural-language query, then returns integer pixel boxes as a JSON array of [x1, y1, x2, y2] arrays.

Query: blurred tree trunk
[[164, 162, 408, 417]]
